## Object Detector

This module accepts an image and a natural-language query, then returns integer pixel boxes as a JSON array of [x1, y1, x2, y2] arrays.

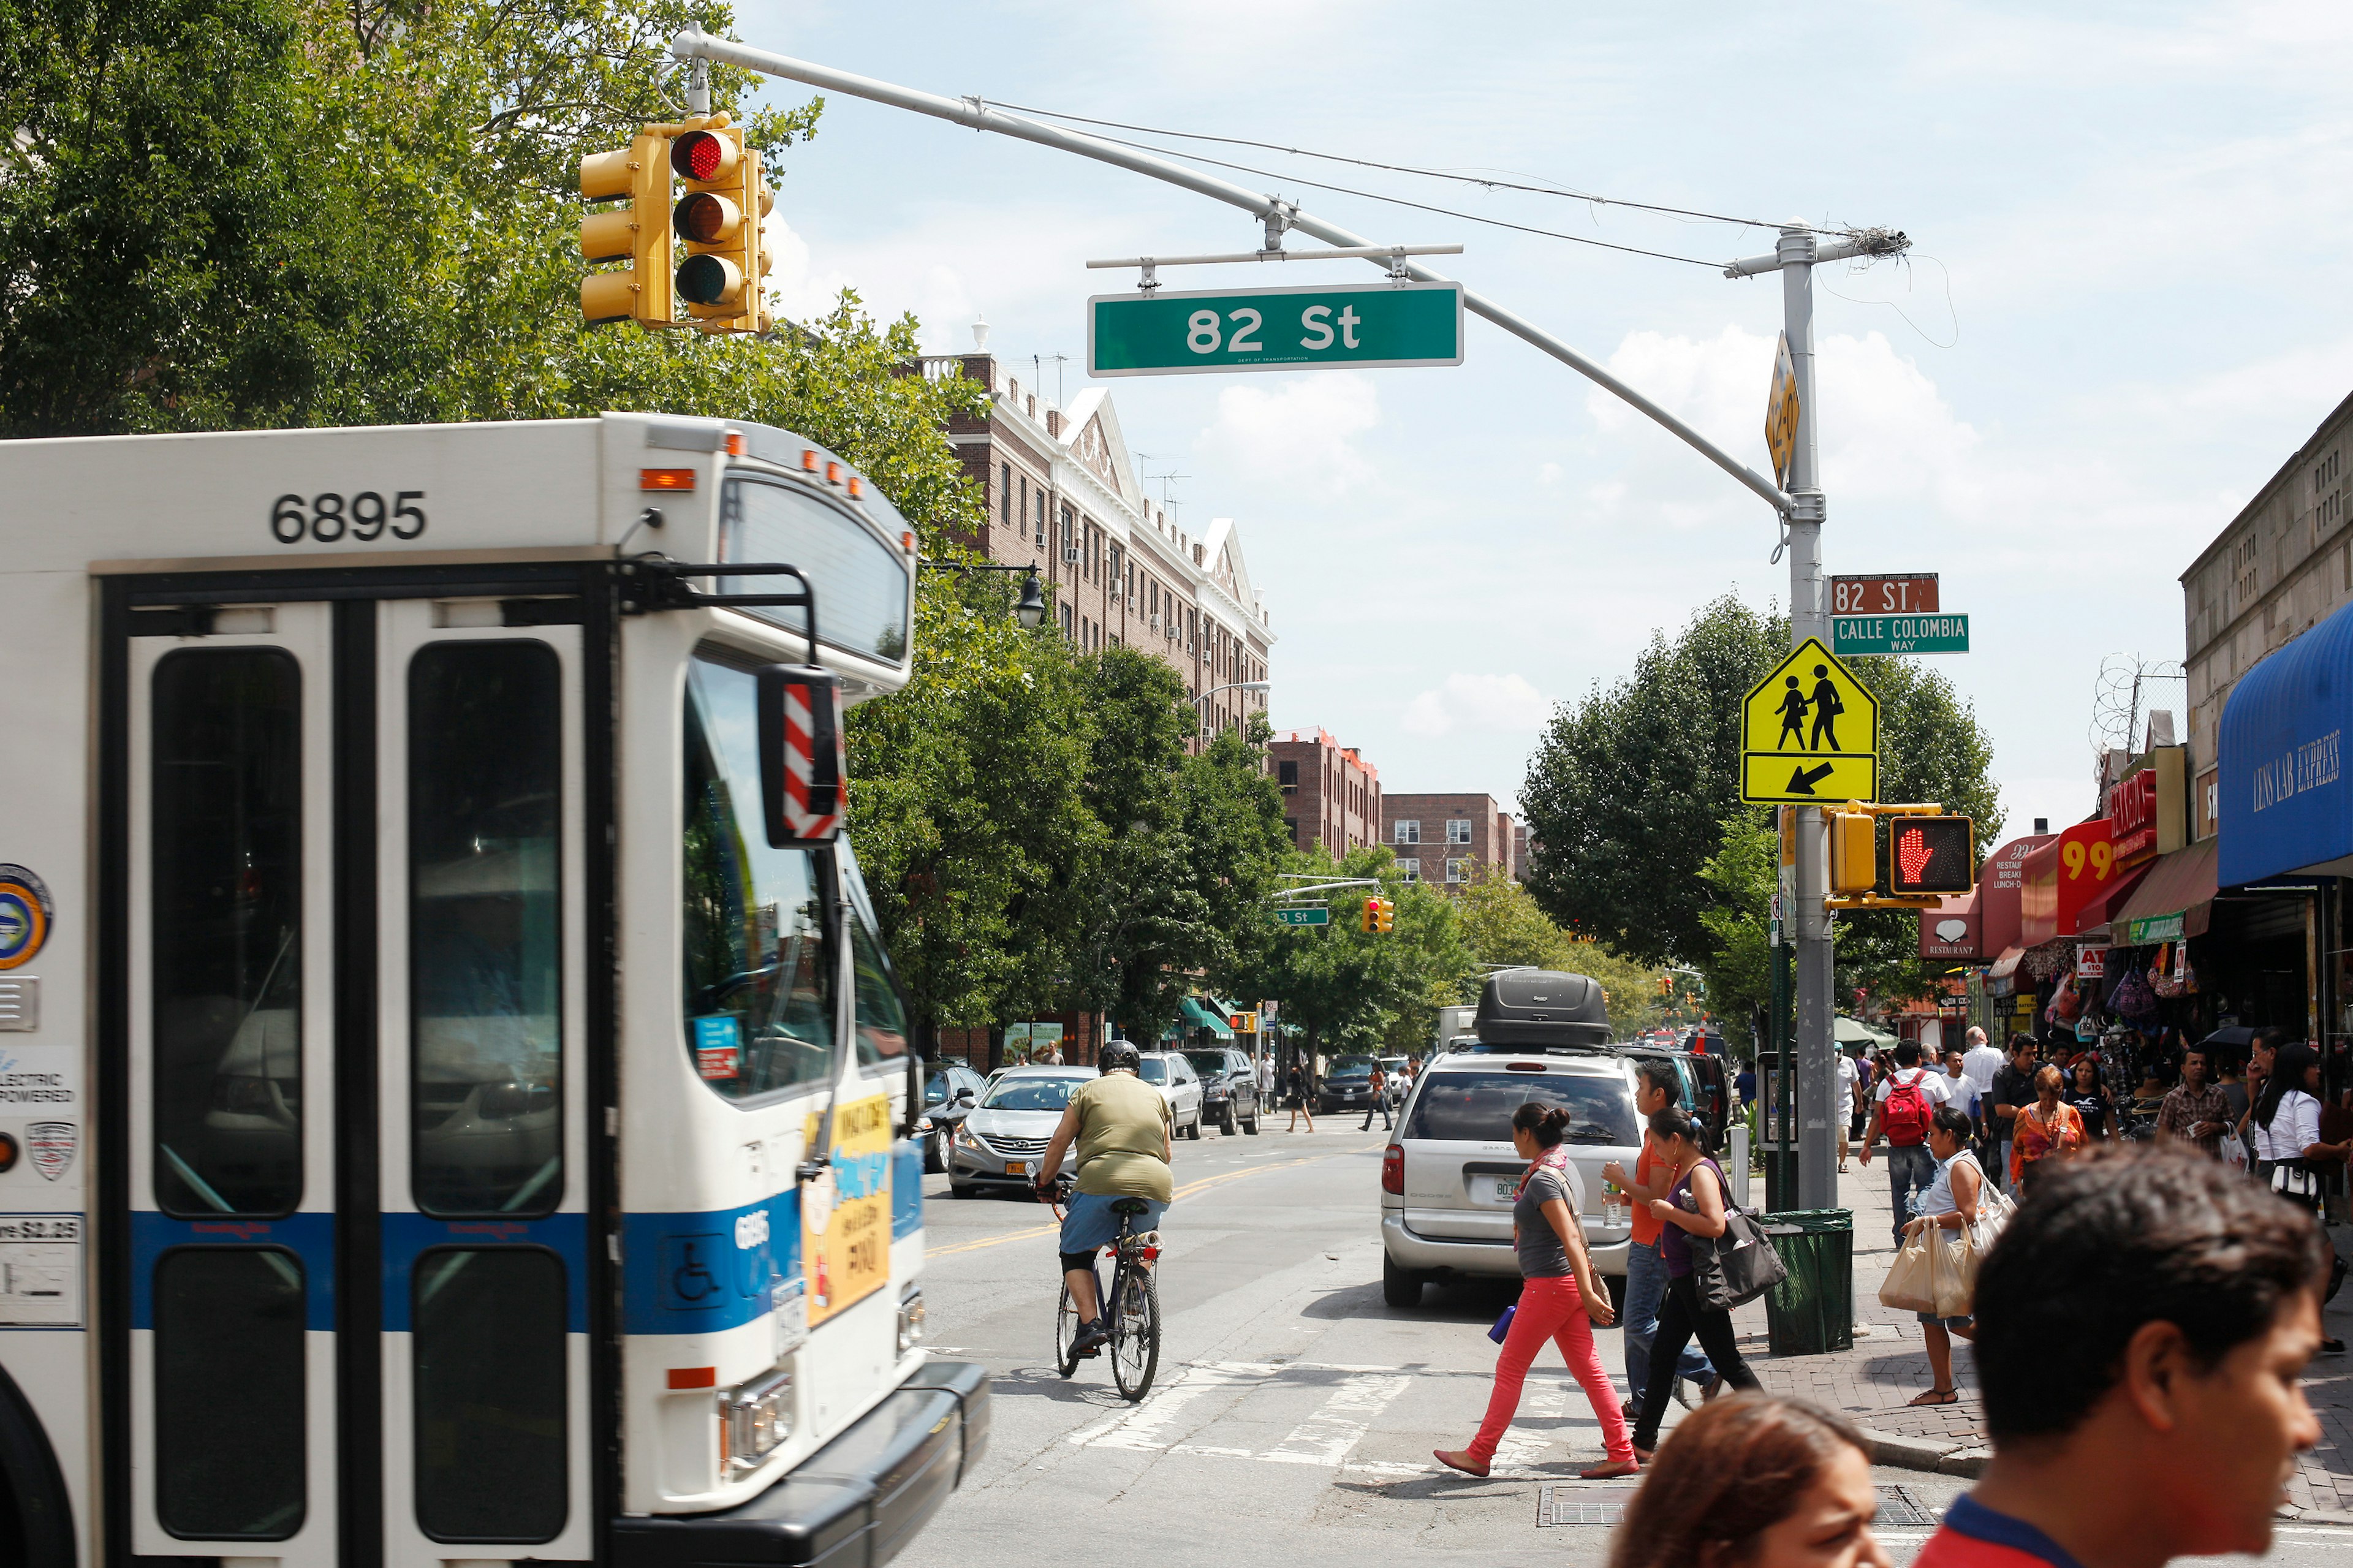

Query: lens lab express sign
[[1088, 281, 1464, 376]]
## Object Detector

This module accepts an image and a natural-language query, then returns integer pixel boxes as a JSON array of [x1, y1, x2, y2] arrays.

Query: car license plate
[[1491, 1178, 1517, 1202], [1006, 1161, 1027, 1176]]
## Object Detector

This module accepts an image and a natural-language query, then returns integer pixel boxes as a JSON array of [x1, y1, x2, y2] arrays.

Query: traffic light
[[671, 124, 774, 335], [1657, 974, 1671, 997], [1887, 816, 1977, 896], [580, 131, 674, 329], [1361, 897, 1378, 933], [1374, 898, 1395, 934], [1829, 810, 1877, 894]]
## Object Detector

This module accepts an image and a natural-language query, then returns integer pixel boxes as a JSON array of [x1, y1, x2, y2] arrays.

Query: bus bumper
[[612, 1359, 991, 1567]]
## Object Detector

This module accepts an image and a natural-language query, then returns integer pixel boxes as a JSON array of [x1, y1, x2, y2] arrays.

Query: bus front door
[[113, 581, 598, 1568]]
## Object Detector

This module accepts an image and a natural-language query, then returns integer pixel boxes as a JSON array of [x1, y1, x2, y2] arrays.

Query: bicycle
[[1046, 1176, 1162, 1401]]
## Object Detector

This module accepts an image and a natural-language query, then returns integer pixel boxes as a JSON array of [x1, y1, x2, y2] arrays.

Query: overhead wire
[[976, 113, 1732, 269], [983, 99, 1836, 237]]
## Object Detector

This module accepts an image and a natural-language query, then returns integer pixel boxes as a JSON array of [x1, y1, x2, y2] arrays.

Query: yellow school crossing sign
[[1741, 637, 1879, 803]]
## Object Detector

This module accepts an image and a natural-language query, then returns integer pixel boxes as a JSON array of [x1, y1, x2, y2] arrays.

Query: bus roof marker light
[[640, 468, 696, 491], [724, 431, 745, 456], [824, 461, 843, 486], [801, 449, 818, 472], [668, 1366, 718, 1389], [847, 476, 864, 499]]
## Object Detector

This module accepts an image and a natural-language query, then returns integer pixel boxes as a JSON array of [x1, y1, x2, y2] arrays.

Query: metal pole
[[668, 27, 1795, 519], [1775, 224, 1839, 1211]]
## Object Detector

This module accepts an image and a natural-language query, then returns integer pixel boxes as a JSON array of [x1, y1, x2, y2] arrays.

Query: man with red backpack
[[1860, 1039, 1952, 1246]]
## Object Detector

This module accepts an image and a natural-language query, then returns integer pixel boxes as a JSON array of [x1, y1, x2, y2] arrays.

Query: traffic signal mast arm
[[664, 26, 1797, 519]]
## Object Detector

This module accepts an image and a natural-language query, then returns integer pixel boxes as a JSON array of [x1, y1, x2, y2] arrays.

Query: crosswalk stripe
[[1259, 1371, 1414, 1466]]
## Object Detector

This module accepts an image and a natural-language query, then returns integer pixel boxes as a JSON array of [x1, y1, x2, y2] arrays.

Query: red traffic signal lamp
[[671, 124, 773, 334], [1360, 897, 1378, 933], [1887, 816, 1976, 896], [580, 131, 675, 329]]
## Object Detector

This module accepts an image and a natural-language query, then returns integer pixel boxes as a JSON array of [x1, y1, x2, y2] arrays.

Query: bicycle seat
[[1110, 1197, 1151, 1216]]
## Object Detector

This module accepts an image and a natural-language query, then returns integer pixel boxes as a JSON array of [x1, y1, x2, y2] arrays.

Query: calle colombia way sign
[[1089, 281, 1463, 376]]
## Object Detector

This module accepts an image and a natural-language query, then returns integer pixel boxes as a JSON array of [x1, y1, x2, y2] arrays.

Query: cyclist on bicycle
[[1034, 1039, 1172, 1356]]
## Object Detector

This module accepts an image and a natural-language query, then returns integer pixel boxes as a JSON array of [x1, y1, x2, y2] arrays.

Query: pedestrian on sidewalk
[[1434, 1104, 1635, 1480], [1629, 1107, 1764, 1461], [1942, 1047, 1982, 1126], [1285, 1065, 1314, 1134], [2067, 1057, 2116, 1144], [1601, 1062, 1717, 1420], [2250, 1042, 2350, 1352], [2008, 1066, 2083, 1194], [1903, 1106, 1985, 1408], [1988, 1036, 2039, 1194], [2237, 1026, 2286, 1152], [1848, 1045, 1875, 1150], [1859, 1040, 1950, 1246], [1836, 1045, 1859, 1172], [1360, 1063, 1392, 1132], [1961, 1025, 2004, 1142], [1610, 1395, 1889, 1568], [2156, 1047, 2229, 1157], [1907, 1145, 2324, 1568]]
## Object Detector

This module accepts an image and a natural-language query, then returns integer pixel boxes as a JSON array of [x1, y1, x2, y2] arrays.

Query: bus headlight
[[721, 1362, 794, 1472], [897, 1287, 926, 1355]]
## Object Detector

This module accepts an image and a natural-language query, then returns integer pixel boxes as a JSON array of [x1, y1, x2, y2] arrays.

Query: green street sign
[[1832, 613, 1969, 657], [1271, 906, 1330, 926], [1089, 281, 1464, 377]]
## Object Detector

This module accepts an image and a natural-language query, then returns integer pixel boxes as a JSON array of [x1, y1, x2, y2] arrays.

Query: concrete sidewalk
[[1732, 1163, 2353, 1517]]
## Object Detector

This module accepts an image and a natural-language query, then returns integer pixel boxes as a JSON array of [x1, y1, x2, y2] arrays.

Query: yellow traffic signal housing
[[672, 124, 775, 334], [1360, 898, 1378, 933], [580, 131, 674, 329], [1374, 898, 1395, 934], [1829, 810, 1877, 894]]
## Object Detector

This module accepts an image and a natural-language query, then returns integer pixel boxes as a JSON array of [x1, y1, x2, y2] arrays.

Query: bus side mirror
[[757, 664, 847, 846]]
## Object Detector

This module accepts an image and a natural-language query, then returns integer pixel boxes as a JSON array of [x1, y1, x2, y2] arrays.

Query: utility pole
[[1726, 222, 1908, 1209]]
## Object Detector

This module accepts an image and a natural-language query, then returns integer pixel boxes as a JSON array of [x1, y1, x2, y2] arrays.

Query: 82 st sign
[[1089, 281, 1463, 377]]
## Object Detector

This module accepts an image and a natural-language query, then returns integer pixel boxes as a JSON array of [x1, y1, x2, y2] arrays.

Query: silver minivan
[[1379, 1050, 1642, 1308]]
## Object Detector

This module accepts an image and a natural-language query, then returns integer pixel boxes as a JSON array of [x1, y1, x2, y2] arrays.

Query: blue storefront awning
[[2221, 599, 2353, 886]]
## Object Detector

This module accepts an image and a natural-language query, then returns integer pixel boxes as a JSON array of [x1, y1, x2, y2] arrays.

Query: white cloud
[[1195, 374, 1382, 498], [1401, 673, 1555, 739], [1539, 461, 1564, 484]]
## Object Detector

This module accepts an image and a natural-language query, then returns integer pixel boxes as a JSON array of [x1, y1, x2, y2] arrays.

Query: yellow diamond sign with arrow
[[1741, 637, 1878, 804]]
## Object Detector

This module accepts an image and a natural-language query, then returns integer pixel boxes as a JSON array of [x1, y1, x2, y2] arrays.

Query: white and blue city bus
[[0, 412, 987, 1568]]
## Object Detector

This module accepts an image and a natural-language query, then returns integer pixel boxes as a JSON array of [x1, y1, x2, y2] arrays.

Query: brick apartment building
[[920, 350, 1275, 749], [1267, 729, 1382, 854], [1380, 793, 1518, 885]]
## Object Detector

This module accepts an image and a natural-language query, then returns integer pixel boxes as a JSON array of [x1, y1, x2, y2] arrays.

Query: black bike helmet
[[1099, 1040, 1142, 1075]]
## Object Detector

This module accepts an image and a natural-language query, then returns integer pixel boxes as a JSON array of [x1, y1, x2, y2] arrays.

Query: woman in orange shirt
[[2008, 1065, 2083, 1192]]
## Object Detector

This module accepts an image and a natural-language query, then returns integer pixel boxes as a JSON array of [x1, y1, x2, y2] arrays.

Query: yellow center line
[[921, 1147, 1357, 1258]]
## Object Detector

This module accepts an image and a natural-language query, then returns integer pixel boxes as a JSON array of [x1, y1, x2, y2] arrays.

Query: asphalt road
[[912, 1119, 2346, 1565]]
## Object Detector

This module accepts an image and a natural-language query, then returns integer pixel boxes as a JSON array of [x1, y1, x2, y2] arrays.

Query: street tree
[[1451, 869, 1669, 1037]]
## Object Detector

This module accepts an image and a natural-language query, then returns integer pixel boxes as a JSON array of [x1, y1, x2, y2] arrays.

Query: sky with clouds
[[733, 0, 2353, 842]]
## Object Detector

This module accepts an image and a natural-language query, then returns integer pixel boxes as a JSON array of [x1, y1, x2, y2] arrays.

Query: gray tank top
[[1514, 1164, 1578, 1279]]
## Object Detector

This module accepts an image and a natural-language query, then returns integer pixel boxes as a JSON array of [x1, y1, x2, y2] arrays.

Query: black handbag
[[1686, 1162, 1789, 1311]]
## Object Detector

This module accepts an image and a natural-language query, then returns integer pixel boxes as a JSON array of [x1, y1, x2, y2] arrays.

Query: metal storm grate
[[1536, 1483, 1941, 1529]]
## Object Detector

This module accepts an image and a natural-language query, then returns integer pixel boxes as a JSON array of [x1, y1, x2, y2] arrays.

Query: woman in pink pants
[[1435, 1102, 1638, 1479]]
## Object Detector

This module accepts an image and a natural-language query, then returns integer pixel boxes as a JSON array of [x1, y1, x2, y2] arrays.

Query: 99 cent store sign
[[1089, 281, 1464, 376]]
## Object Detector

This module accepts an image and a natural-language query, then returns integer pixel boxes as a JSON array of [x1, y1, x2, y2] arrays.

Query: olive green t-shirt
[[1070, 1072, 1173, 1202]]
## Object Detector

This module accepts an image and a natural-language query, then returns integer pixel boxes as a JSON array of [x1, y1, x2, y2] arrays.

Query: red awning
[[2074, 861, 2154, 934], [2110, 839, 2221, 944], [1986, 945, 2026, 982]]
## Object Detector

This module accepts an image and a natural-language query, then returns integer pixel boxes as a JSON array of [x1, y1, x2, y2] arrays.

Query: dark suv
[[1317, 1055, 1383, 1115], [1183, 1047, 1262, 1135]]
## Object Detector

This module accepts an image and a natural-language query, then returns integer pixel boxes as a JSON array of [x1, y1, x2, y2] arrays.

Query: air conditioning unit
[[1063, 547, 1080, 564], [1150, 616, 1159, 632]]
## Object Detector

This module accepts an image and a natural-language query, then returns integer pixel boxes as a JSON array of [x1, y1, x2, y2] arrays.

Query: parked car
[[1378, 1056, 1411, 1107], [917, 1062, 988, 1171], [1183, 1047, 1262, 1135], [1615, 1043, 1730, 1152], [1135, 1050, 1206, 1140], [1379, 1048, 1642, 1309], [1317, 1055, 1383, 1115], [947, 1066, 1093, 1197]]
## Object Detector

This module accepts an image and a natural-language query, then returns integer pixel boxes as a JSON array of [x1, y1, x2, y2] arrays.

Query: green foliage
[[1696, 813, 1778, 1050], [1450, 870, 1669, 1037]]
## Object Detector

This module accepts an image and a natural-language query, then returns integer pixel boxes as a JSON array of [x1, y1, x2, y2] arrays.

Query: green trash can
[[1759, 1208, 1853, 1356]]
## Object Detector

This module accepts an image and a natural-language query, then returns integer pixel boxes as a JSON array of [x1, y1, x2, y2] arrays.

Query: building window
[[1447, 819, 1472, 844], [1395, 820, 1420, 845], [1278, 761, 1298, 790], [1447, 857, 1469, 883], [1399, 858, 1420, 883], [1000, 463, 1012, 523], [1034, 490, 1046, 547], [1060, 602, 1073, 637]]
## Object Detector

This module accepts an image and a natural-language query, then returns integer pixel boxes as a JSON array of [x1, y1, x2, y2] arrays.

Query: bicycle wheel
[[1109, 1260, 1161, 1401], [1055, 1281, 1083, 1377]]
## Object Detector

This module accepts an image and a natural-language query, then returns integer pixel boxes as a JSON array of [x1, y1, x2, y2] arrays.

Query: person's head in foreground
[[1609, 1394, 1886, 1568], [1918, 1143, 2325, 1568]]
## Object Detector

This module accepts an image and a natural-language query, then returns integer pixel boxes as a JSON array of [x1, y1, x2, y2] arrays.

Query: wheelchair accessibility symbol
[[662, 1233, 725, 1309]]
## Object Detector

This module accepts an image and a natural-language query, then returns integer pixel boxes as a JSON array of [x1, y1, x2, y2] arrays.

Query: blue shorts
[[1059, 1192, 1168, 1256]]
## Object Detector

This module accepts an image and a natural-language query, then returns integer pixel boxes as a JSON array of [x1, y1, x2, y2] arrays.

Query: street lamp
[[919, 558, 1050, 629], [1195, 679, 1271, 737]]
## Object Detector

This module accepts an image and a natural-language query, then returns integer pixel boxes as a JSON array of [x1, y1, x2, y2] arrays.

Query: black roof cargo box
[[1473, 969, 1612, 1048]]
